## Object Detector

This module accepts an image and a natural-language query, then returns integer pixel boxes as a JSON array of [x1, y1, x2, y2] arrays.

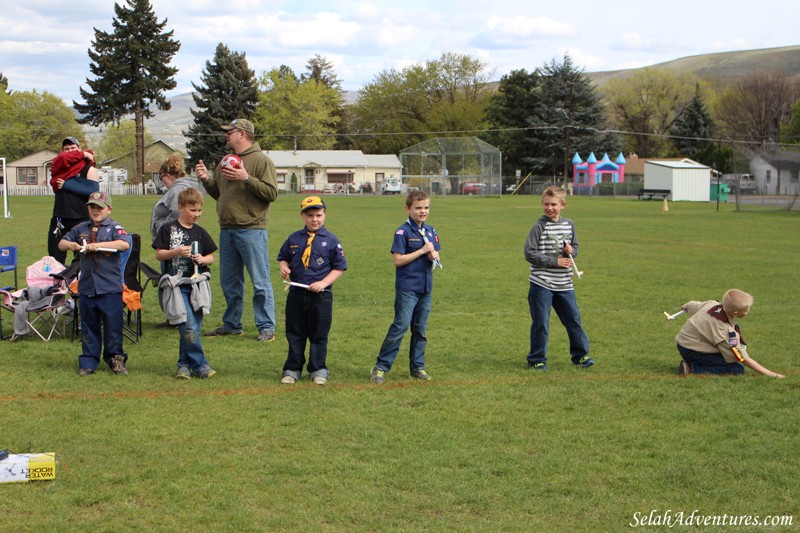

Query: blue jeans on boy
[[527, 283, 589, 366], [219, 228, 275, 334], [79, 292, 125, 371], [678, 344, 745, 376], [282, 289, 332, 380], [375, 290, 432, 373], [177, 285, 210, 371]]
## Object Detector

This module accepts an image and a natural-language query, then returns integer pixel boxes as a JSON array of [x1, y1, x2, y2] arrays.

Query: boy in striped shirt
[[523, 186, 594, 370]]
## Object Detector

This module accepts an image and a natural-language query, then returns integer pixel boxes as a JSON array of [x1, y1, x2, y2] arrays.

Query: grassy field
[[1, 194, 798, 532]]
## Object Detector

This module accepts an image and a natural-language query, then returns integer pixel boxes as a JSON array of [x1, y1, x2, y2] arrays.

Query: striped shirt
[[524, 215, 577, 291]]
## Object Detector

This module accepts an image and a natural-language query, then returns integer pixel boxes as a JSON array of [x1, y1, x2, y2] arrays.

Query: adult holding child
[[48, 137, 100, 264], [194, 118, 279, 341]]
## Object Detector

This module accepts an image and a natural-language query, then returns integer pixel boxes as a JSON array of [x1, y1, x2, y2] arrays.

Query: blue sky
[[1, 0, 797, 103]]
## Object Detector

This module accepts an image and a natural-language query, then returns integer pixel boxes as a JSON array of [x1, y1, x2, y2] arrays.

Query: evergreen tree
[[302, 54, 342, 90], [485, 69, 542, 178], [526, 55, 617, 181], [670, 84, 715, 161], [186, 43, 258, 168], [74, 0, 179, 191]]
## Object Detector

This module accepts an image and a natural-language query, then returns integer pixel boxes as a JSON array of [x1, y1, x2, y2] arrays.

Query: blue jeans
[[219, 228, 275, 333], [375, 290, 432, 373], [282, 289, 332, 380], [177, 285, 210, 371], [678, 344, 745, 376], [79, 292, 125, 371], [527, 283, 589, 366]]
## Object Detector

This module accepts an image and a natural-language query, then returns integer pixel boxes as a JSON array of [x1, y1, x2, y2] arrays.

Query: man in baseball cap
[[62, 136, 80, 147], [220, 118, 255, 135]]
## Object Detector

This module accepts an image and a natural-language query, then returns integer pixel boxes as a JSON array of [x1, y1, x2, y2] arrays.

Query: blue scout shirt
[[392, 217, 441, 294], [277, 225, 347, 287], [63, 217, 129, 296]]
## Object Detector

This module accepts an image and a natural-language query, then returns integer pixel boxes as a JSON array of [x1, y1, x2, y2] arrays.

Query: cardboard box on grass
[[0, 453, 56, 483]]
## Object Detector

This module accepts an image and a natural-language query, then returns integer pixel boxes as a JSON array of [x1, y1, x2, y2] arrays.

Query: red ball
[[220, 154, 242, 171]]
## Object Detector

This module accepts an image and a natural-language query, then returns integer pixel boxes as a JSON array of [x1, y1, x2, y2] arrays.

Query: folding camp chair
[[122, 233, 161, 343], [0, 256, 70, 341], [0, 245, 19, 338]]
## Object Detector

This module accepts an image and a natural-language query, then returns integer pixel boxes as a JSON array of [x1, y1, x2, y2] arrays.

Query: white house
[[749, 153, 800, 195], [264, 150, 401, 193], [644, 160, 712, 201]]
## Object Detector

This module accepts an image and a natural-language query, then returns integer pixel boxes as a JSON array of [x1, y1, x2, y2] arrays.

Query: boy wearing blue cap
[[277, 196, 347, 385]]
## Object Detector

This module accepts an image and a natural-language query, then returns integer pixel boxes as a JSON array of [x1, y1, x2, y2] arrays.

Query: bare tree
[[715, 70, 800, 144]]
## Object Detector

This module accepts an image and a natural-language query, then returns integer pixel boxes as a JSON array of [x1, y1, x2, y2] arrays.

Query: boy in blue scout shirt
[[277, 196, 347, 385], [371, 191, 441, 384], [58, 191, 131, 376]]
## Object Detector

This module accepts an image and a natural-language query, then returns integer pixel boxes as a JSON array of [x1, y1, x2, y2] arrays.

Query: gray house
[[749, 153, 800, 195]]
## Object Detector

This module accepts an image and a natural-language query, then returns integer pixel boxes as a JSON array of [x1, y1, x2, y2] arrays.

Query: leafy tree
[[74, 0, 179, 189], [670, 84, 716, 162], [94, 119, 154, 166], [0, 90, 83, 161], [347, 52, 492, 154], [715, 70, 800, 144], [186, 43, 258, 168], [302, 54, 342, 90], [603, 68, 696, 157], [252, 66, 342, 150], [525, 55, 618, 180], [781, 98, 800, 144]]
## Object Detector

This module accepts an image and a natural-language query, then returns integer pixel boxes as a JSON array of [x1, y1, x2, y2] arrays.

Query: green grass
[[1, 195, 798, 532]]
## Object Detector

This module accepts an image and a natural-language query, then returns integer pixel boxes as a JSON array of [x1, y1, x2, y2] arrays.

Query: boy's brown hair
[[542, 185, 567, 204], [178, 188, 204, 208], [406, 190, 429, 207]]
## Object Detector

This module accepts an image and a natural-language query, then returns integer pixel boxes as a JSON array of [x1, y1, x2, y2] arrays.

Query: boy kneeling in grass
[[676, 288, 784, 378], [154, 188, 218, 379]]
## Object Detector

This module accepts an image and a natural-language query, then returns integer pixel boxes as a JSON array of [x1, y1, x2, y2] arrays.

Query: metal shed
[[644, 160, 711, 201]]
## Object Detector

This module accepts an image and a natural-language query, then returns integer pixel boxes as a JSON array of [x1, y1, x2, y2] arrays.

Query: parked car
[[381, 177, 402, 195], [461, 182, 486, 195]]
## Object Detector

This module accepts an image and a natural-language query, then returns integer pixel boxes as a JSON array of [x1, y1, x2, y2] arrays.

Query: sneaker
[[110, 355, 128, 375], [257, 330, 276, 342], [175, 366, 191, 380], [204, 327, 243, 337], [679, 360, 692, 376], [313, 376, 327, 386], [529, 362, 548, 371], [370, 367, 386, 384], [574, 356, 595, 368], [192, 366, 216, 379], [78, 368, 94, 377], [410, 369, 431, 380], [154, 320, 174, 329], [280, 375, 297, 384]]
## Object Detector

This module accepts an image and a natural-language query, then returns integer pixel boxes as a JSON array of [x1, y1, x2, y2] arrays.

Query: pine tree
[[74, 0, 179, 191], [671, 84, 715, 160], [526, 55, 617, 181], [186, 43, 258, 169], [302, 54, 342, 90]]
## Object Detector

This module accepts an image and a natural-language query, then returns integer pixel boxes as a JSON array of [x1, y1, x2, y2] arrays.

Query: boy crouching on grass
[[277, 196, 347, 386], [675, 289, 784, 378], [59, 191, 131, 377], [153, 188, 218, 379]]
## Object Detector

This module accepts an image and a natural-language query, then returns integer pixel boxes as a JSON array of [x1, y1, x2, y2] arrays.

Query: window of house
[[766, 170, 771, 183], [375, 172, 385, 181], [16, 167, 37, 185], [277, 173, 286, 184]]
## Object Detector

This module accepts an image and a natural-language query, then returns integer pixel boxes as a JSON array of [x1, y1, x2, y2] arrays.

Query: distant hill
[[81, 46, 800, 153], [586, 45, 800, 88]]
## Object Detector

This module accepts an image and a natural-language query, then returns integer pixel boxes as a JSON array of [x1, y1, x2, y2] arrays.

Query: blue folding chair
[[0, 246, 17, 291]]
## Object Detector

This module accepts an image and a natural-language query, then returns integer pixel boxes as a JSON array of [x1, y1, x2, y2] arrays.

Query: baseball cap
[[62, 136, 80, 147], [86, 191, 112, 208], [221, 118, 255, 135], [300, 196, 326, 212]]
